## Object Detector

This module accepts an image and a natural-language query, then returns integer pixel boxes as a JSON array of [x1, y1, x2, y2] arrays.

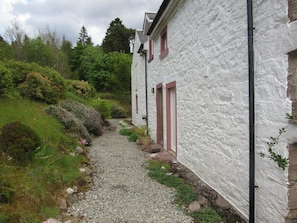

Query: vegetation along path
[[68, 119, 193, 223]]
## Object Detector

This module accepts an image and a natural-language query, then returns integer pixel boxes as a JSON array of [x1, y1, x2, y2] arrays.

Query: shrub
[[111, 104, 127, 118], [174, 184, 197, 207], [44, 105, 92, 144], [67, 80, 96, 98], [119, 128, 134, 136], [61, 100, 104, 136], [19, 72, 54, 104], [90, 99, 111, 120], [128, 132, 138, 142], [0, 122, 41, 164], [0, 212, 9, 223], [0, 65, 17, 98]]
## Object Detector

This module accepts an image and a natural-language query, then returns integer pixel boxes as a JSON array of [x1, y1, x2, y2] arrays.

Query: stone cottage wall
[[131, 31, 148, 127], [145, 0, 297, 222]]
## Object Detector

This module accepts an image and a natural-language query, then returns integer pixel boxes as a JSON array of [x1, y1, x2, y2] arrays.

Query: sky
[[0, 0, 163, 46]]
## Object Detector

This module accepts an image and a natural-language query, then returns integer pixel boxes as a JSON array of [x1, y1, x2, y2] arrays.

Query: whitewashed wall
[[143, 0, 297, 222], [131, 31, 148, 127]]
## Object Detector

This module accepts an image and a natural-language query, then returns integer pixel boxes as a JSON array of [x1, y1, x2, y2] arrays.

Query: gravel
[[70, 119, 193, 223]]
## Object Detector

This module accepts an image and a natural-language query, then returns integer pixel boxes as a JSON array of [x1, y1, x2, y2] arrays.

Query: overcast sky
[[0, 0, 163, 46]]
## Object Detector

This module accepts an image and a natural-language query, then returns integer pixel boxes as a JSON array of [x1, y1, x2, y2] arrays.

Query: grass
[[0, 98, 88, 222], [146, 160, 222, 223]]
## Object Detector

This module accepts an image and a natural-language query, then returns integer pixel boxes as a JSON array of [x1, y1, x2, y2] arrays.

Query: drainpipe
[[137, 44, 149, 131], [247, 0, 255, 222], [143, 50, 149, 131]]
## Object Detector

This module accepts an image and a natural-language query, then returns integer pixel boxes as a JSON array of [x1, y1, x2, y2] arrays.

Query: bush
[[61, 100, 104, 136], [90, 99, 111, 120], [0, 122, 41, 164], [111, 104, 127, 118], [128, 132, 138, 142], [44, 105, 92, 144], [19, 72, 63, 104], [0, 212, 9, 223], [119, 128, 134, 136], [67, 80, 96, 98], [0, 65, 17, 98]]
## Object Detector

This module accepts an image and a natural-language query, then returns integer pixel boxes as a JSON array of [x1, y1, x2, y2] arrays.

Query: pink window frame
[[159, 26, 169, 59]]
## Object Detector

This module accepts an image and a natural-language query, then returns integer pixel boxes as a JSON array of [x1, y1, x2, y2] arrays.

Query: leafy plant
[[119, 128, 134, 136], [128, 132, 138, 142], [111, 104, 127, 118], [135, 125, 150, 137], [0, 212, 10, 223], [44, 105, 92, 144], [0, 122, 41, 164], [66, 79, 96, 98], [190, 208, 222, 223], [60, 100, 104, 136], [174, 184, 197, 207]]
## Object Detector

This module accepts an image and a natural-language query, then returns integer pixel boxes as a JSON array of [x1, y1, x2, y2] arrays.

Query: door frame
[[166, 81, 177, 153]]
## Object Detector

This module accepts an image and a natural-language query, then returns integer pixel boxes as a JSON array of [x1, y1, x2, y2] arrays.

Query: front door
[[156, 84, 164, 144], [166, 81, 177, 153]]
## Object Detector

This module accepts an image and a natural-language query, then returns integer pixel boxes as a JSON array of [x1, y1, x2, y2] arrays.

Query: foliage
[[0, 60, 66, 102], [0, 212, 10, 223], [89, 99, 112, 120], [0, 178, 15, 203], [78, 26, 93, 46], [66, 79, 96, 98], [0, 66, 18, 99], [111, 104, 127, 118], [119, 128, 134, 136], [0, 122, 41, 164], [135, 125, 150, 137], [0, 36, 13, 60], [259, 114, 294, 170], [60, 100, 104, 136], [19, 72, 59, 104], [128, 132, 138, 142], [174, 184, 197, 207], [0, 98, 88, 222], [190, 208, 222, 223], [260, 128, 288, 170], [102, 17, 135, 53], [44, 105, 92, 144]]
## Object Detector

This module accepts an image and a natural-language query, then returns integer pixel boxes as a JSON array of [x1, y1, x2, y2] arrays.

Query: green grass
[[0, 98, 87, 222], [146, 160, 222, 222]]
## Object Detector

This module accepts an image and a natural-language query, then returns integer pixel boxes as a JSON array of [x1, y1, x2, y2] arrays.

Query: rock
[[42, 218, 62, 223], [73, 186, 78, 193], [69, 152, 76, 157], [216, 195, 231, 209], [79, 168, 86, 173], [141, 144, 162, 153], [57, 198, 68, 211], [84, 167, 93, 176], [66, 187, 74, 195], [151, 151, 175, 163], [188, 201, 201, 213], [75, 146, 84, 154], [198, 195, 209, 207], [69, 216, 80, 223]]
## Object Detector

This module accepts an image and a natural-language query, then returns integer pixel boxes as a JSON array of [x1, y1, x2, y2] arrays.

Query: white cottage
[[131, 0, 297, 222]]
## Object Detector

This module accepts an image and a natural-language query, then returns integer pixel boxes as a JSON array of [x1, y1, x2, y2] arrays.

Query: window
[[148, 39, 154, 62], [159, 26, 169, 59]]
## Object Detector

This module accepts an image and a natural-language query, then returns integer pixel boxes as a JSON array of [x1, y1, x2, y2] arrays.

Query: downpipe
[[247, 0, 255, 222]]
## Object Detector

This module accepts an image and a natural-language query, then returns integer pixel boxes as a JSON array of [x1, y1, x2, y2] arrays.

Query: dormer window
[[159, 26, 169, 59]]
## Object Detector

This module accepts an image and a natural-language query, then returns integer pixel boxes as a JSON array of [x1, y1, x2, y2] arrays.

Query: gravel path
[[71, 119, 193, 223]]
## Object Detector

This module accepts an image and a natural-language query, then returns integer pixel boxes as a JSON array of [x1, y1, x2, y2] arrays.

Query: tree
[[102, 18, 135, 53], [78, 26, 93, 46], [0, 35, 13, 60], [4, 17, 25, 60]]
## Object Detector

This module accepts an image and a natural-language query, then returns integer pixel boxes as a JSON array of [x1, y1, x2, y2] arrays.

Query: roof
[[136, 30, 148, 44], [147, 0, 170, 35], [143, 12, 157, 35]]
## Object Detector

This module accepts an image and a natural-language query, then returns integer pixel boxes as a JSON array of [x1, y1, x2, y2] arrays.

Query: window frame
[[159, 26, 169, 59]]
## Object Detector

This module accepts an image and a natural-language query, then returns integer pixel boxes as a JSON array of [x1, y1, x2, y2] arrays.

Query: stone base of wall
[[172, 162, 248, 223]]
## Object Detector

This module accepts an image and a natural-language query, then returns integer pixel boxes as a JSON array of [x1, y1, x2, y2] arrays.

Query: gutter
[[247, 0, 255, 222], [147, 0, 170, 35]]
